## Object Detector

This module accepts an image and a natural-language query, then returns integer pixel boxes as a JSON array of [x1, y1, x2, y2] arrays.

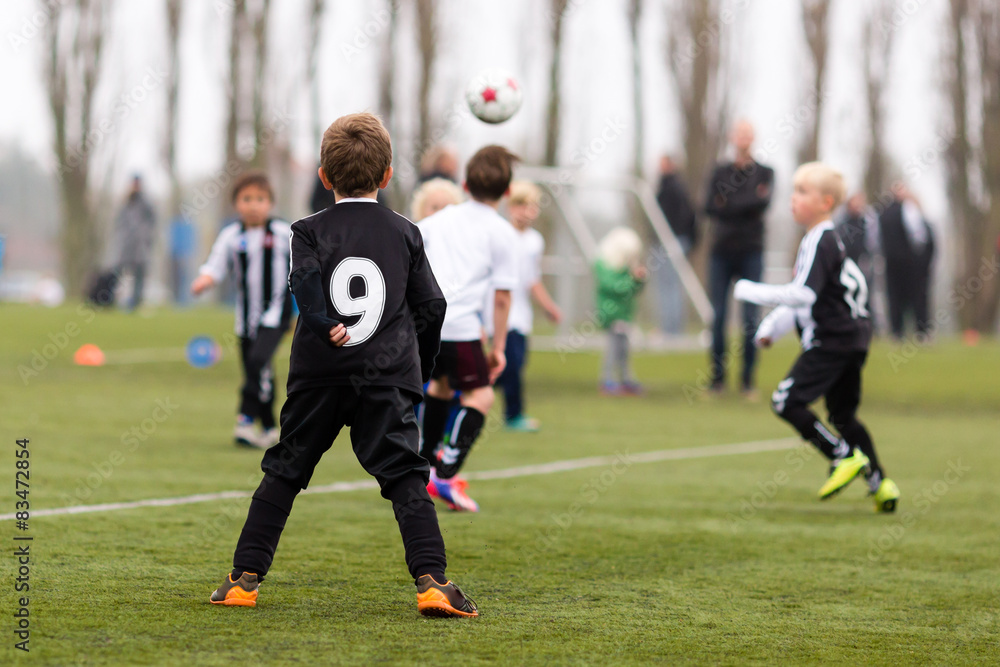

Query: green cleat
[[818, 448, 870, 500], [872, 478, 900, 513]]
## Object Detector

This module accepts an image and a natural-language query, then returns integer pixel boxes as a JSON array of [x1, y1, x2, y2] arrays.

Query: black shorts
[[431, 340, 490, 390], [772, 348, 867, 419], [261, 385, 428, 493]]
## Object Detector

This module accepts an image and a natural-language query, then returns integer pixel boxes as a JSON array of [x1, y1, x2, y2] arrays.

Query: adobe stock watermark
[[865, 458, 969, 563], [7, 0, 68, 54], [55, 398, 180, 507], [58, 67, 169, 181], [340, 7, 393, 63], [18, 303, 102, 386], [527, 450, 633, 558], [888, 255, 999, 372], [726, 441, 819, 531]]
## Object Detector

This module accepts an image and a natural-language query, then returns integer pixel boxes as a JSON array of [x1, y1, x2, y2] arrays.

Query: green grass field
[[1, 303, 998, 665]]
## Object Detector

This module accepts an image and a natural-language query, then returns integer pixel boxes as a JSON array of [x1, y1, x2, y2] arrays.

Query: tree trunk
[[250, 0, 272, 168], [45, 0, 110, 296], [628, 0, 644, 178], [797, 0, 831, 164], [861, 2, 894, 205], [544, 0, 569, 166], [415, 0, 437, 160], [165, 0, 183, 217], [307, 0, 326, 150], [225, 0, 246, 173]]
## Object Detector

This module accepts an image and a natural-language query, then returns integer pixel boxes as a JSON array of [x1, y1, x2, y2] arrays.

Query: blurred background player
[[410, 177, 465, 222], [491, 180, 561, 432], [191, 171, 293, 449], [594, 227, 647, 395], [704, 121, 774, 398], [211, 112, 477, 618], [734, 162, 899, 512], [418, 145, 520, 512]]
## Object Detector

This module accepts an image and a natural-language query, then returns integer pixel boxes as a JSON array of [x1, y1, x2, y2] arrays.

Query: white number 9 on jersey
[[329, 257, 386, 346]]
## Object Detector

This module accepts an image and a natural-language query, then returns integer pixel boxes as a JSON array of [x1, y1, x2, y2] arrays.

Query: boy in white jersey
[[489, 181, 561, 431], [417, 146, 520, 512], [192, 172, 292, 449]]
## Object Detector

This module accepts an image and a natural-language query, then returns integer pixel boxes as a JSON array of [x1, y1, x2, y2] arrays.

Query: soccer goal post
[[518, 166, 712, 351]]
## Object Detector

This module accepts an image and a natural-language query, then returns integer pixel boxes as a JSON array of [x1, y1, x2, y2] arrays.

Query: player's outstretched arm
[[530, 281, 562, 323], [734, 279, 816, 309], [755, 306, 797, 348]]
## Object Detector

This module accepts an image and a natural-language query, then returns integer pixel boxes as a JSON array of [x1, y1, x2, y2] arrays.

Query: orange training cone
[[74, 344, 106, 366]]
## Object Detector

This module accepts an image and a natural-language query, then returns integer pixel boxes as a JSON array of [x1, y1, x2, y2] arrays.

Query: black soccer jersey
[[285, 200, 445, 396], [791, 222, 872, 351]]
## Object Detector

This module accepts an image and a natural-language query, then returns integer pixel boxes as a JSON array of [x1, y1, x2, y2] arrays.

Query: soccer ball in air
[[465, 69, 523, 124]]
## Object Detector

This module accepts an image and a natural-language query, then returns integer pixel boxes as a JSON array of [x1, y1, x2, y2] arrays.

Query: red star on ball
[[481, 87, 497, 103]]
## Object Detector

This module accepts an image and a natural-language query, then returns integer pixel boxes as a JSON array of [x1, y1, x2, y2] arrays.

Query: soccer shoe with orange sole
[[210, 572, 259, 607], [415, 575, 478, 618]]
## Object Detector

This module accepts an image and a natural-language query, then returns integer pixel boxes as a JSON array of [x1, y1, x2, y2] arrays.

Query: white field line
[[0, 438, 797, 521]]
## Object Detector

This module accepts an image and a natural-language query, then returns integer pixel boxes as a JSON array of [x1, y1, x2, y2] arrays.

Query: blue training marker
[[186, 336, 221, 368]]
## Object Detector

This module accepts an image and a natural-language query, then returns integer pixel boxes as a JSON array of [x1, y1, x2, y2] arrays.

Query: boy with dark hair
[[209, 113, 478, 618], [192, 171, 292, 449], [734, 162, 899, 512], [417, 145, 520, 512]]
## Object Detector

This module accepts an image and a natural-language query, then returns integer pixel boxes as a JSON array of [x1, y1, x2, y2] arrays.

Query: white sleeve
[[491, 222, 518, 291], [755, 305, 797, 345], [734, 279, 816, 308], [198, 224, 238, 282]]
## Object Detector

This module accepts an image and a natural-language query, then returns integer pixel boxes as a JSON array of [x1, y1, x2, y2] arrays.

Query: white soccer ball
[[465, 69, 523, 124]]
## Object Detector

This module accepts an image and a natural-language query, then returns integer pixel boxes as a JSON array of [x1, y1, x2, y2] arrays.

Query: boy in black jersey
[[210, 113, 478, 617], [734, 163, 899, 512]]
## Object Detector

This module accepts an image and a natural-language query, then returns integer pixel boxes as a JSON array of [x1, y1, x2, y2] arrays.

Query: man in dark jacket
[[654, 155, 698, 334], [878, 183, 934, 339], [704, 121, 774, 396]]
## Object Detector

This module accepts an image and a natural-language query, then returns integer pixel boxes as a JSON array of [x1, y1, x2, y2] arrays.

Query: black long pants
[[231, 385, 447, 582], [239, 327, 286, 429], [771, 348, 884, 477], [885, 259, 931, 338]]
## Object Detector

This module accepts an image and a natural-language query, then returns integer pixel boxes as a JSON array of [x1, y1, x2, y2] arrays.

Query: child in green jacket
[[594, 227, 647, 395]]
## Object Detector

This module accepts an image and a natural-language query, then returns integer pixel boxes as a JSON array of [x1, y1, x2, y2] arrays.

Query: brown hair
[[465, 145, 519, 201], [231, 170, 274, 203], [320, 113, 392, 198]]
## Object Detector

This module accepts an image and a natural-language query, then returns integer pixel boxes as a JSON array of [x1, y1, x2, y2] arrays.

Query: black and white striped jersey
[[735, 221, 872, 352], [199, 218, 293, 337]]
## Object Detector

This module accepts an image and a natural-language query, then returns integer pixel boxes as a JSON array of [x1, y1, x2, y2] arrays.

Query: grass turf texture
[[1, 303, 998, 665]]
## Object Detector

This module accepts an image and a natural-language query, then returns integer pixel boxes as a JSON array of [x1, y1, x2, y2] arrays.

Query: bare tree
[[379, 0, 402, 207], [544, 0, 569, 166], [415, 0, 437, 158], [45, 0, 111, 294], [165, 0, 183, 217], [797, 0, 832, 164], [250, 0, 272, 168], [628, 0, 644, 178], [664, 0, 730, 206], [944, 0, 1000, 332], [224, 0, 247, 173], [306, 0, 326, 149], [861, 1, 895, 204]]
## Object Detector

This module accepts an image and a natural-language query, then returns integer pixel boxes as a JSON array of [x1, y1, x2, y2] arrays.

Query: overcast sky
[[1, 0, 951, 242]]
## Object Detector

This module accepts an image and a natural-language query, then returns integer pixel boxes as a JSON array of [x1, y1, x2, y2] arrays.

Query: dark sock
[[837, 417, 883, 478], [419, 395, 451, 465], [385, 474, 447, 582], [778, 405, 843, 461], [232, 474, 300, 578], [436, 407, 485, 479]]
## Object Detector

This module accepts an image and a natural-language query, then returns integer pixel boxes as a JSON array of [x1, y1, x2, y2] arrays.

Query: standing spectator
[[654, 155, 699, 335], [115, 175, 157, 310], [704, 121, 774, 397], [835, 192, 879, 283], [419, 145, 460, 183], [169, 213, 197, 306], [878, 183, 935, 340]]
